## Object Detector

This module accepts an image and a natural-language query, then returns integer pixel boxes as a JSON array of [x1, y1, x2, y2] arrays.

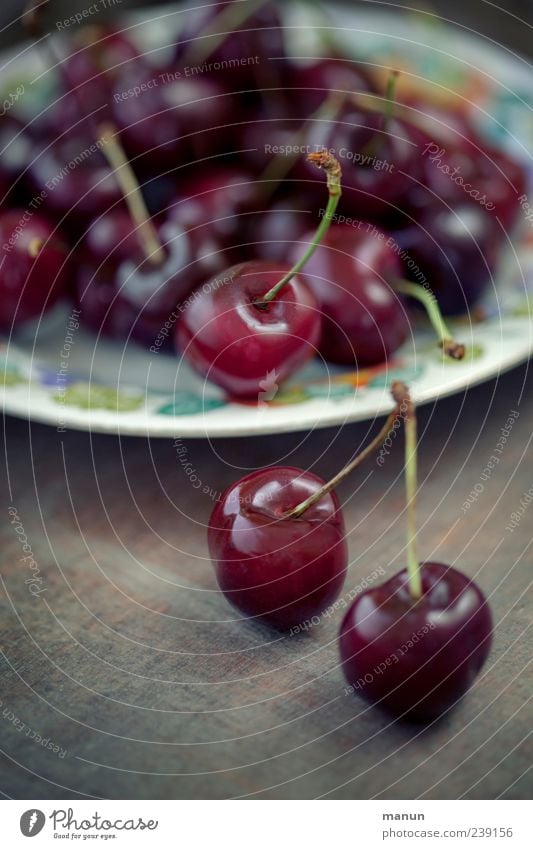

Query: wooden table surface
[[1, 360, 531, 800]]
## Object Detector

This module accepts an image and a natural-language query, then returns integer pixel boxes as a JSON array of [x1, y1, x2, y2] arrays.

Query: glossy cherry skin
[[395, 201, 501, 315], [177, 261, 321, 398], [28, 132, 122, 225], [75, 217, 226, 345], [0, 210, 70, 328], [209, 466, 348, 629], [292, 224, 409, 365], [81, 209, 139, 267], [302, 105, 418, 216], [409, 135, 527, 233], [339, 562, 493, 721]]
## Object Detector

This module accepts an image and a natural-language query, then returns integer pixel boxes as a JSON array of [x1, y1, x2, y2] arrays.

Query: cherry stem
[[258, 151, 342, 305], [361, 70, 399, 158], [391, 381, 422, 600], [393, 279, 465, 359], [285, 390, 404, 520], [98, 123, 165, 266], [258, 90, 346, 202], [181, 0, 268, 66]]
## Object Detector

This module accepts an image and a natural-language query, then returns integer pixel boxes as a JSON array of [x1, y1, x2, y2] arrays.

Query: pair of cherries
[[208, 381, 493, 722]]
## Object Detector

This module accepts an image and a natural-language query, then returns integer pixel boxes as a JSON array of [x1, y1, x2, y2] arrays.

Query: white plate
[[1, 5, 532, 437]]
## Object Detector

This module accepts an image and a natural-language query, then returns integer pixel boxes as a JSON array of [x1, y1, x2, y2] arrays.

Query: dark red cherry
[[208, 466, 348, 629], [284, 57, 375, 116], [176, 260, 321, 398], [0, 210, 70, 327], [339, 562, 493, 721], [175, 0, 285, 90], [76, 217, 226, 345], [395, 201, 501, 315], [28, 132, 122, 225], [240, 115, 311, 174], [246, 194, 316, 263], [292, 223, 409, 365], [413, 134, 527, 232]]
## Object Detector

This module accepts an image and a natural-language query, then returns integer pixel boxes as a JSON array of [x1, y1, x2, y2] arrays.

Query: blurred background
[[0, 0, 532, 55]]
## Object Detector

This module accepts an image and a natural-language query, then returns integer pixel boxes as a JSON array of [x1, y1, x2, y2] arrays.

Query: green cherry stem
[[393, 279, 465, 359], [391, 381, 422, 599], [258, 150, 342, 305], [382, 69, 400, 135], [285, 390, 404, 520]]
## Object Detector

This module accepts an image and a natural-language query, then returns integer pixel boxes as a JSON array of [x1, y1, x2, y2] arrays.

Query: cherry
[[302, 76, 419, 217], [395, 201, 501, 315], [75, 132, 230, 345], [22, 6, 131, 139], [63, 24, 141, 90], [339, 383, 493, 721], [177, 151, 343, 398], [208, 467, 348, 629], [166, 166, 257, 250], [291, 223, 409, 365], [291, 221, 465, 365], [177, 259, 320, 396], [0, 210, 70, 328], [0, 116, 36, 193], [240, 116, 312, 174], [27, 131, 123, 226], [208, 391, 408, 628], [80, 209, 140, 268]]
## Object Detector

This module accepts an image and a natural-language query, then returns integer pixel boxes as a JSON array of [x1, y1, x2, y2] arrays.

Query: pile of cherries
[[209, 382, 493, 722], [0, 0, 526, 400]]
